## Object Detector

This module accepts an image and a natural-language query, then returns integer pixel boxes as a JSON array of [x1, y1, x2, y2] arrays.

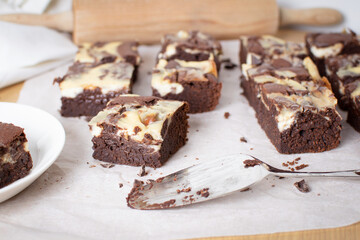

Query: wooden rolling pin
[[0, 0, 342, 44]]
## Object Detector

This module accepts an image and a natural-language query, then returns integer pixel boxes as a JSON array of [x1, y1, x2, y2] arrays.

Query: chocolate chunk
[[224, 112, 230, 119], [133, 126, 141, 134], [165, 60, 181, 69], [107, 108, 126, 124], [262, 83, 289, 95], [271, 58, 292, 68], [345, 81, 358, 94], [271, 96, 300, 110], [278, 67, 310, 80], [294, 179, 310, 193], [117, 41, 139, 64], [144, 133, 154, 141], [313, 33, 352, 48], [248, 39, 264, 55]]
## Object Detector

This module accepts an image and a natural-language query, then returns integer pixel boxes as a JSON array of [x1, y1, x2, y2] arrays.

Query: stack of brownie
[[239, 35, 342, 153], [55, 41, 141, 117], [306, 30, 360, 132], [152, 30, 222, 113]]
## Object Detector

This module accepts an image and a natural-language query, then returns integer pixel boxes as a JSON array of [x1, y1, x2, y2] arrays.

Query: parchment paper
[[1, 40, 360, 240]]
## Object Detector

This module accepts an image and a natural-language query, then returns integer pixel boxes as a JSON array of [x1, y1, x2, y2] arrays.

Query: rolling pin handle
[[280, 8, 343, 27], [0, 11, 73, 32]]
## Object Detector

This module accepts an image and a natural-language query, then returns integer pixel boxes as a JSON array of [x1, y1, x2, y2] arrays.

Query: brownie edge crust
[[89, 95, 189, 168]]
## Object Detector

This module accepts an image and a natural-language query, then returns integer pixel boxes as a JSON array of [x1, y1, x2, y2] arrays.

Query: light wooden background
[[0, 30, 359, 240]]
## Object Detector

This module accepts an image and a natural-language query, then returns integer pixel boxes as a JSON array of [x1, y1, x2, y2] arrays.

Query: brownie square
[[88, 95, 189, 168], [55, 41, 141, 118], [152, 59, 221, 113], [55, 61, 136, 117], [158, 30, 222, 70], [240, 35, 342, 153], [305, 30, 360, 76], [0, 122, 33, 188]]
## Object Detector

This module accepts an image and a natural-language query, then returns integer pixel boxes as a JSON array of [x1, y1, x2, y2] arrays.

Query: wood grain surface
[[0, 30, 359, 240]]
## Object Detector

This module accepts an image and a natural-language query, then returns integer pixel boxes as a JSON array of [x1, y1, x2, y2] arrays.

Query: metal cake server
[[127, 153, 360, 210]]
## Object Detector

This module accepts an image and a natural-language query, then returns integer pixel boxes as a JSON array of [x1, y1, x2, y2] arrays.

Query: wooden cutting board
[[0, 29, 359, 240], [0, 0, 342, 44]]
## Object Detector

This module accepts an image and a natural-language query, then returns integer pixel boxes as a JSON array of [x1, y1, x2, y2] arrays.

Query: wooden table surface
[[0, 30, 359, 240]]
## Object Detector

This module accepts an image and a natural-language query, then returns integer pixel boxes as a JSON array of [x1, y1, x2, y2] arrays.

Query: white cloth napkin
[[0, 21, 77, 89]]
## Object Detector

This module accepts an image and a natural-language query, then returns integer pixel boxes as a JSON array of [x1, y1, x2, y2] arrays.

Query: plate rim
[[0, 102, 65, 199]]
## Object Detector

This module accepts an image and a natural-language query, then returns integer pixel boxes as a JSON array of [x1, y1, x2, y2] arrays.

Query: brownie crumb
[[188, 195, 195, 203], [240, 187, 251, 192], [240, 137, 247, 143], [271, 184, 275, 187], [196, 188, 210, 198], [278, 176, 285, 179], [156, 177, 164, 183], [222, 58, 238, 69], [195, 157, 199, 160], [177, 187, 192, 194], [250, 148, 254, 150], [294, 179, 310, 193], [100, 163, 115, 168], [119, 183, 123, 188], [295, 164, 309, 170], [243, 159, 262, 168], [317, 193, 321, 196], [138, 165, 148, 177], [224, 112, 230, 119], [86, 162, 89, 164], [224, 62, 238, 69], [282, 158, 309, 171]]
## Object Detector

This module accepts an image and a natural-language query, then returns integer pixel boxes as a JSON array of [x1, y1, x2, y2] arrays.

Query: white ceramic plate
[[0, 102, 65, 203]]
